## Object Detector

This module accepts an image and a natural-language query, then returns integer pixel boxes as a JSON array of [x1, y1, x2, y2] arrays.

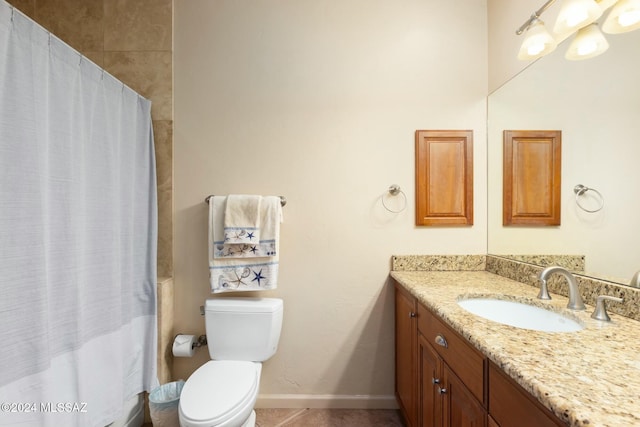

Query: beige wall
[[174, 0, 488, 406]]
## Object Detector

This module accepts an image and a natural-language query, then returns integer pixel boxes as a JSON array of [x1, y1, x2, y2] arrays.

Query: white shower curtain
[[0, 2, 158, 426]]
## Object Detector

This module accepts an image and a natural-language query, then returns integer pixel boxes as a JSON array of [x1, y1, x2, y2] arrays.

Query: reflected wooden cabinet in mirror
[[502, 130, 561, 226]]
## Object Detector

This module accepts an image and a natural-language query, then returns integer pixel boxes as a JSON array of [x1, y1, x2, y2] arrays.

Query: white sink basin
[[457, 297, 584, 333]]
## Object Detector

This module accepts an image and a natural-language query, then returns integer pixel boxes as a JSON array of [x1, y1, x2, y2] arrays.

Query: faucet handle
[[591, 295, 623, 321], [537, 279, 552, 300], [630, 271, 640, 288]]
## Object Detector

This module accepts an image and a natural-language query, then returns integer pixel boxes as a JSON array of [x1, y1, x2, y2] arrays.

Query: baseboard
[[255, 394, 399, 409]]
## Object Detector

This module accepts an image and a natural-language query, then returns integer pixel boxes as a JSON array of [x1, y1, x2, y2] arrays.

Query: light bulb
[[565, 8, 589, 27], [618, 9, 640, 26], [528, 44, 545, 56], [565, 23, 609, 60], [577, 40, 598, 55]]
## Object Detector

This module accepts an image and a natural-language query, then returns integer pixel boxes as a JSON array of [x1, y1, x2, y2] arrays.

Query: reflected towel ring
[[573, 184, 604, 213], [382, 184, 407, 213]]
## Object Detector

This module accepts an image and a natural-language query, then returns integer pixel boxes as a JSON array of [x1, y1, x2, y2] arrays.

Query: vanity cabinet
[[395, 281, 486, 427], [417, 300, 486, 427], [394, 279, 565, 427], [419, 334, 486, 426]]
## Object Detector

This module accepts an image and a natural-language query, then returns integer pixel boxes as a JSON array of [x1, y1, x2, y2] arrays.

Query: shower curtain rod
[[6, 3, 142, 98]]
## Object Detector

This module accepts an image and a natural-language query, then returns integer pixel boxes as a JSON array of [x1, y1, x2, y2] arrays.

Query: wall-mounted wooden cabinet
[[503, 130, 561, 226], [415, 130, 473, 226]]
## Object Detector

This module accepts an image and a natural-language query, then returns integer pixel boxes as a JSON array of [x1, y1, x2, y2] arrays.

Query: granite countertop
[[391, 270, 640, 427]]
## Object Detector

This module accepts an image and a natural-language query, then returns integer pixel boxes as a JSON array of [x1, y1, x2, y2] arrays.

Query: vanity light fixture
[[554, 0, 602, 36], [565, 23, 609, 59], [516, 0, 559, 60], [518, 18, 558, 60], [517, 0, 640, 61], [602, 0, 640, 33]]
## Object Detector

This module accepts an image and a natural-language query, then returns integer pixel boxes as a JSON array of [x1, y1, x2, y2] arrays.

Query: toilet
[[178, 297, 284, 427]]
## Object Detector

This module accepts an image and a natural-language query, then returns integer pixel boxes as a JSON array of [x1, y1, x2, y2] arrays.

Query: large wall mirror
[[487, 29, 640, 286]]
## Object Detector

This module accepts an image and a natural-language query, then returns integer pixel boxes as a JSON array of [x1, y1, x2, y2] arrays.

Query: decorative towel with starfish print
[[209, 195, 282, 293], [213, 241, 277, 259], [223, 195, 261, 244]]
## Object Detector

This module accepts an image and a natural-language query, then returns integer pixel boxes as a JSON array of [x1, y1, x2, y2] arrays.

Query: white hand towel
[[209, 196, 282, 293], [223, 194, 262, 244]]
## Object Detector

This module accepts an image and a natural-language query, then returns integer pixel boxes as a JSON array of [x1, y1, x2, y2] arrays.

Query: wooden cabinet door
[[397, 288, 487, 427], [415, 130, 474, 226], [419, 334, 442, 427], [502, 130, 561, 226], [443, 366, 486, 427], [395, 285, 418, 426], [417, 303, 484, 404], [488, 363, 564, 427], [419, 333, 486, 427]]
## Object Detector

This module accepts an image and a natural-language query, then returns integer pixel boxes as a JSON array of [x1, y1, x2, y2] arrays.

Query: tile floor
[[143, 408, 405, 426], [255, 408, 405, 427]]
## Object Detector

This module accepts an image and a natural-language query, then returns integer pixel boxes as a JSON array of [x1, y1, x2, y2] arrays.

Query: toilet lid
[[179, 360, 260, 424]]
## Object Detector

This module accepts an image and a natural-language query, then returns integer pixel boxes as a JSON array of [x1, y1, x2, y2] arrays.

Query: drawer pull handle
[[409, 312, 416, 318], [438, 387, 447, 394], [432, 378, 440, 385], [434, 334, 448, 348]]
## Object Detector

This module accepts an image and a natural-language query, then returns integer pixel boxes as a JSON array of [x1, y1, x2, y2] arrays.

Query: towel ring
[[382, 184, 407, 213], [573, 184, 604, 213]]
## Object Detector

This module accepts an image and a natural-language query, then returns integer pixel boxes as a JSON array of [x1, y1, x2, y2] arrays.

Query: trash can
[[149, 380, 185, 427]]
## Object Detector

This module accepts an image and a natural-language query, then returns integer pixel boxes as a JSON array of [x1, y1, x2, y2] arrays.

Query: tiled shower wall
[[6, 0, 174, 279], [6, 0, 175, 382]]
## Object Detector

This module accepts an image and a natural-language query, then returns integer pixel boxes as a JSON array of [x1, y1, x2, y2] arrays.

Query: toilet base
[[241, 410, 256, 427], [179, 410, 255, 427]]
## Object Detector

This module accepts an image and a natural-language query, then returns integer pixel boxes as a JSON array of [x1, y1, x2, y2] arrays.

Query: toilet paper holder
[[174, 334, 208, 349], [194, 335, 207, 348]]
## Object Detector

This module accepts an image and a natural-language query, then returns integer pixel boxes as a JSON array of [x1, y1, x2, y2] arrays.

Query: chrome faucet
[[537, 266, 586, 310]]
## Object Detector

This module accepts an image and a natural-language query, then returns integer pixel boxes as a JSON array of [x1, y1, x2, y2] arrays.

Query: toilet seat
[[179, 360, 261, 427]]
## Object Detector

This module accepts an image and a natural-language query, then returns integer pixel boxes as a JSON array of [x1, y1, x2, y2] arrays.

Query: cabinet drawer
[[417, 303, 485, 404], [489, 362, 564, 427]]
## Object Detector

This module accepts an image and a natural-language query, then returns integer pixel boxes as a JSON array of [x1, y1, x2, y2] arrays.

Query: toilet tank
[[204, 297, 283, 361]]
